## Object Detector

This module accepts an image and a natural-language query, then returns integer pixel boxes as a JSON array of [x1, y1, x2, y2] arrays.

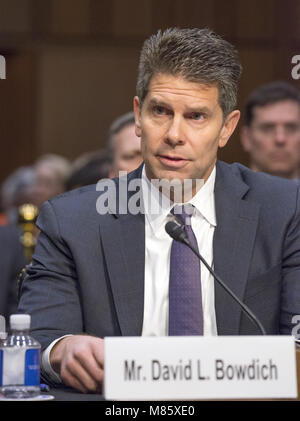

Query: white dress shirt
[[42, 165, 218, 382], [141, 165, 217, 336]]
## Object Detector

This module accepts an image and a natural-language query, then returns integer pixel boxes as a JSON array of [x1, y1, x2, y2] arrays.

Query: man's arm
[[18, 200, 83, 349], [18, 200, 108, 393], [17, 200, 105, 391]]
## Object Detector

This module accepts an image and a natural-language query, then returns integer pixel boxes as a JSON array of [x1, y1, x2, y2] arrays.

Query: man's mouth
[[157, 154, 189, 169], [269, 151, 290, 161]]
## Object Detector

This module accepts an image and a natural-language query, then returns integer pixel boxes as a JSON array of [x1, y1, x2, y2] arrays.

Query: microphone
[[165, 219, 266, 335]]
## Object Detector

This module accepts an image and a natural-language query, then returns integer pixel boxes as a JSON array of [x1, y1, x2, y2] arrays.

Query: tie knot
[[171, 204, 194, 226]]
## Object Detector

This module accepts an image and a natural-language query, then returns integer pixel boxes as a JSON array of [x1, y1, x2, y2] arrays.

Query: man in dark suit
[[18, 28, 300, 394], [0, 224, 26, 321]]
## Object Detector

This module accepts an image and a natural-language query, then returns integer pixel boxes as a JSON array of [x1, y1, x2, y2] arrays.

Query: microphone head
[[165, 220, 188, 243]]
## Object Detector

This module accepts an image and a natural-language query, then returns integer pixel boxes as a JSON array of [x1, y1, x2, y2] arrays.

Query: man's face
[[111, 124, 142, 176], [134, 73, 240, 194], [241, 100, 300, 179]]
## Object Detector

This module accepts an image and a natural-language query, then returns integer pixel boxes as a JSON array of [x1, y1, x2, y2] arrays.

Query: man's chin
[[265, 165, 294, 178], [149, 170, 187, 183], [146, 164, 183, 180]]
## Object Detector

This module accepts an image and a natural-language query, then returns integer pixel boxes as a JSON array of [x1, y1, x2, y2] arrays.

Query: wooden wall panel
[[0, 0, 32, 33], [90, 0, 114, 36], [0, 0, 298, 181], [50, 0, 91, 36], [151, 0, 214, 33], [112, 0, 152, 38], [35, 46, 140, 160], [236, 0, 276, 40], [295, 0, 300, 39], [0, 52, 37, 183], [275, 0, 300, 42], [238, 48, 278, 102], [171, 0, 215, 30], [213, 0, 237, 39]]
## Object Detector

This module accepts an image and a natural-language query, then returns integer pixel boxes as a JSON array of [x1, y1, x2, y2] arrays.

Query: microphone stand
[[165, 220, 266, 335]]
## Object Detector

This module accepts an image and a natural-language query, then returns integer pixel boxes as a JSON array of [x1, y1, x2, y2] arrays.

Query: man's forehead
[[148, 73, 218, 94], [252, 100, 300, 123], [144, 73, 220, 111]]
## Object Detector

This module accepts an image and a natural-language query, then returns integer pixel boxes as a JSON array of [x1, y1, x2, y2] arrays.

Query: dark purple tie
[[168, 204, 203, 335]]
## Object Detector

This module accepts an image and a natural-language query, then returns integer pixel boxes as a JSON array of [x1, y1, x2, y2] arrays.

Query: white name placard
[[104, 336, 297, 400]]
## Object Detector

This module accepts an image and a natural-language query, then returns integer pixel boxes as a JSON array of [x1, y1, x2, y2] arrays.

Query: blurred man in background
[[33, 154, 71, 208], [107, 111, 142, 177], [0, 154, 71, 322], [1, 166, 37, 224], [240, 81, 300, 180], [65, 150, 112, 191]]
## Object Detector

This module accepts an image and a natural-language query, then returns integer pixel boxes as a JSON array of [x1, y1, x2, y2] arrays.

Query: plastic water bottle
[[0, 315, 8, 391], [0, 314, 41, 399]]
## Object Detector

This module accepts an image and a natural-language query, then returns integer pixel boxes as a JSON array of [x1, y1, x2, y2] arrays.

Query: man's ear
[[218, 110, 241, 148], [133, 96, 142, 137]]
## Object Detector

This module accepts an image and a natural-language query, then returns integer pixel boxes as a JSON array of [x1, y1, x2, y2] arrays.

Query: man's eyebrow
[[148, 98, 213, 115], [185, 105, 212, 115], [148, 98, 170, 108]]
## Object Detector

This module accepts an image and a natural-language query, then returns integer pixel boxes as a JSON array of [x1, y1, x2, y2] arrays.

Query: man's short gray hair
[[136, 27, 242, 118], [35, 154, 71, 182], [1, 166, 35, 209]]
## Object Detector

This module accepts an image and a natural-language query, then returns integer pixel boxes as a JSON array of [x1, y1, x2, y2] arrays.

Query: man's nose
[[274, 126, 287, 144], [165, 116, 185, 146]]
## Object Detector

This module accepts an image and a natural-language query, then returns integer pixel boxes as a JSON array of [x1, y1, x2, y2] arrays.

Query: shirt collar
[[142, 165, 217, 234], [190, 166, 216, 227]]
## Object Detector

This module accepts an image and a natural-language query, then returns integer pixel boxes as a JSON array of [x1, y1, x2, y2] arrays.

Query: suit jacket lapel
[[99, 166, 145, 336], [213, 161, 260, 334]]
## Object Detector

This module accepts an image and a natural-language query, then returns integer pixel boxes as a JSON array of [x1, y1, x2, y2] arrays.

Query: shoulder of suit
[[225, 161, 298, 190], [50, 183, 99, 201], [47, 166, 143, 210], [217, 160, 299, 208], [45, 183, 107, 218]]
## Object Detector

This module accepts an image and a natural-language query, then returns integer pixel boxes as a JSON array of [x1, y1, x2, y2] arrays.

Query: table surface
[[44, 386, 105, 401]]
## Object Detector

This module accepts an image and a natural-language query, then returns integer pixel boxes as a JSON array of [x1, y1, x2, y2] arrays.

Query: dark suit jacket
[[0, 224, 26, 321], [18, 161, 300, 350]]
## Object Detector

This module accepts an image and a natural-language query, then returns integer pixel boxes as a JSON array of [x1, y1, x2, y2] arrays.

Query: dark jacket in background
[[0, 225, 26, 322]]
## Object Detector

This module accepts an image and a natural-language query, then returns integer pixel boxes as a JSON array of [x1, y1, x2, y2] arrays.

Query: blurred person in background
[[1, 166, 37, 224], [65, 150, 112, 191], [240, 81, 300, 180], [107, 111, 143, 177], [0, 168, 30, 320], [0, 154, 71, 319], [33, 154, 71, 208]]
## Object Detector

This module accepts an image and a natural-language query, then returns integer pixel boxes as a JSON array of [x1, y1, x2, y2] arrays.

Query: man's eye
[[285, 123, 300, 134], [154, 106, 167, 115], [191, 112, 204, 120], [258, 125, 274, 134]]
